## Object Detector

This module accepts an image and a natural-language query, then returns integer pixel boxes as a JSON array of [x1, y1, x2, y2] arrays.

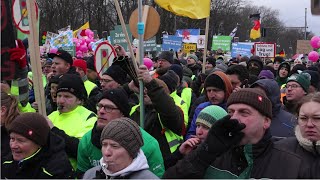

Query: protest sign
[[296, 40, 313, 54], [94, 41, 117, 78], [211, 36, 232, 51], [162, 35, 183, 51], [254, 42, 276, 58], [182, 43, 197, 53], [197, 35, 205, 49], [231, 43, 253, 57], [110, 25, 132, 52], [50, 30, 73, 49]]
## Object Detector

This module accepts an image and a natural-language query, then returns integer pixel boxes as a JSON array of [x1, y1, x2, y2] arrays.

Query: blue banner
[[162, 35, 183, 51], [231, 43, 253, 57]]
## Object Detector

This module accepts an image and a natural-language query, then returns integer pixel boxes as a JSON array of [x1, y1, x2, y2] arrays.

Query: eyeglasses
[[298, 116, 320, 127], [96, 104, 118, 113], [285, 84, 301, 89], [100, 79, 114, 83]]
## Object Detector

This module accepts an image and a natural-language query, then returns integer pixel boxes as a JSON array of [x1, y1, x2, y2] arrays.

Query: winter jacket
[[1, 126, 10, 159], [186, 101, 227, 140], [130, 79, 185, 160], [251, 79, 295, 137], [163, 130, 313, 179], [1, 132, 74, 179], [83, 150, 159, 179], [76, 122, 165, 178], [273, 127, 320, 178], [187, 63, 202, 77], [48, 105, 97, 169]]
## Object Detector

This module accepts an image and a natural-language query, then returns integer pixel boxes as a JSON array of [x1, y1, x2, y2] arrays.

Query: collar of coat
[[295, 126, 320, 155]]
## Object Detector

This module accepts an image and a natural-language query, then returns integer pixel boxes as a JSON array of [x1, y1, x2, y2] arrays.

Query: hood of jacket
[[251, 79, 281, 116], [100, 149, 149, 177], [295, 126, 320, 155]]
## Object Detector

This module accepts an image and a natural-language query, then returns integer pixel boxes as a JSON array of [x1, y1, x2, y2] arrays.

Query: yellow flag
[[250, 28, 261, 40], [73, 22, 90, 38], [155, 0, 210, 19]]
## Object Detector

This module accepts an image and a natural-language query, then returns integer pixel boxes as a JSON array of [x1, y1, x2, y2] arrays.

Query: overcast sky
[[250, 0, 320, 35]]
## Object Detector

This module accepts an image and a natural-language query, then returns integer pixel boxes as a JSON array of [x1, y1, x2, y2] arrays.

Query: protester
[[275, 92, 320, 178], [251, 79, 295, 137], [164, 88, 313, 178], [247, 55, 263, 76], [1, 113, 74, 179], [73, 59, 98, 97], [83, 118, 159, 179], [258, 70, 274, 79], [165, 105, 227, 169], [186, 54, 202, 77], [45, 75, 59, 115], [186, 71, 233, 139], [283, 72, 311, 114], [275, 62, 291, 87], [130, 65, 185, 160], [273, 56, 285, 71], [303, 70, 320, 93], [225, 65, 249, 90], [48, 50, 77, 76], [153, 51, 174, 78], [100, 65, 127, 91], [77, 88, 164, 178], [1, 92, 20, 158], [47, 74, 96, 169]]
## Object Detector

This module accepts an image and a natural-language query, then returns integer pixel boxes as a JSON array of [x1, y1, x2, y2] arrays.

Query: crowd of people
[[1, 41, 320, 179]]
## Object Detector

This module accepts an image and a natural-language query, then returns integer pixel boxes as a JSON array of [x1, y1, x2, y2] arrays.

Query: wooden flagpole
[[26, 0, 46, 115], [202, 16, 210, 73]]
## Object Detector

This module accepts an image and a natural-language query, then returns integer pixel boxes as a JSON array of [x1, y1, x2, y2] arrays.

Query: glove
[[203, 115, 246, 156], [9, 40, 27, 69]]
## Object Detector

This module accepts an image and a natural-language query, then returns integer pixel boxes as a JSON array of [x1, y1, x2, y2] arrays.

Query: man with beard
[[153, 51, 174, 78], [247, 55, 263, 77]]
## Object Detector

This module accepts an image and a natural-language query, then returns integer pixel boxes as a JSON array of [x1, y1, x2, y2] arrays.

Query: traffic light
[[41, 31, 47, 45], [19, 0, 29, 27], [261, 28, 267, 37]]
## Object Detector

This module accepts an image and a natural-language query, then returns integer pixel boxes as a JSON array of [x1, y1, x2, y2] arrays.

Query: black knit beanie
[[103, 65, 127, 85], [169, 64, 183, 82], [57, 74, 87, 101], [227, 88, 272, 119], [204, 73, 226, 91], [8, 113, 50, 146], [100, 117, 143, 158], [158, 51, 174, 64], [158, 70, 179, 93], [98, 88, 130, 117]]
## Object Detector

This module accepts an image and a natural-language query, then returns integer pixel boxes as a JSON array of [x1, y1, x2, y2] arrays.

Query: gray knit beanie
[[100, 117, 144, 158]]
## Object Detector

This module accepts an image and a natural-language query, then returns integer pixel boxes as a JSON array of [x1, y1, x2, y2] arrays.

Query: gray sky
[[250, 0, 320, 35]]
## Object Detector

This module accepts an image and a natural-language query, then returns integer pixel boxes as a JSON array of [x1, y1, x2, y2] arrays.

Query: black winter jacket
[[163, 130, 314, 179], [1, 132, 74, 179], [130, 79, 185, 160], [1, 126, 10, 159]]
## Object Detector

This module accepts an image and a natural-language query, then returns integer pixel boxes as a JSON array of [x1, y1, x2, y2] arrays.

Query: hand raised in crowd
[[9, 39, 27, 69], [138, 65, 153, 83], [114, 44, 127, 57], [179, 137, 201, 155], [204, 115, 246, 156]]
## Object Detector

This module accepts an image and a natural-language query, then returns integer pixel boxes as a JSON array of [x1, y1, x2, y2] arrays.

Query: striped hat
[[196, 105, 228, 128]]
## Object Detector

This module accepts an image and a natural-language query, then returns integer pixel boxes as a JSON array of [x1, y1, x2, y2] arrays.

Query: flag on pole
[[73, 22, 90, 38], [155, 0, 210, 19], [229, 24, 239, 38], [249, 14, 261, 40]]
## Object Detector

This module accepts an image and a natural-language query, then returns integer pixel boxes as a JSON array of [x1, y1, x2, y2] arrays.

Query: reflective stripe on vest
[[181, 88, 192, 110], [130, 105, 183, 153], [170, 91, 189, 126], [191, 75, 195, 80]]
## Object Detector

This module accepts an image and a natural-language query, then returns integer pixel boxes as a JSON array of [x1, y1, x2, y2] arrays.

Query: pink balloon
[[73, 38, 78, 43], [76, 42, 81, 47], [143, 58, 153, 70], [79, 44, 88, 52], [310, 36, 320, 49], [85, 29, 92, 36], [85, 38, 92, 44], [88, 42, 94, 51], [308, 51, 319, 62], [49, 48, 58, 54]]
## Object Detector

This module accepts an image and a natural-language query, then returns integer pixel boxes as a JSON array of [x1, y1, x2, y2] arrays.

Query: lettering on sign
[[254, 43, 275, 58]]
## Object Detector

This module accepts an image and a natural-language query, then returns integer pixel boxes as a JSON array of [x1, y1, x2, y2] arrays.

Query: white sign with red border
[[94, 41, 117, 78], [12, 0, 38, 34], [254, 42, 276, 58]]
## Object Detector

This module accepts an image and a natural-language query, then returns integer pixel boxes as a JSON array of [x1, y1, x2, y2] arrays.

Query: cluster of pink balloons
[[308, 36, 320, 62], [73, 29, 96, 58]]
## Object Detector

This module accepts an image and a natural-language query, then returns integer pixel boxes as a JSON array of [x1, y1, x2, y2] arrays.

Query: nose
[[103, 146, 112, 157], [10, 139, 18, 149]]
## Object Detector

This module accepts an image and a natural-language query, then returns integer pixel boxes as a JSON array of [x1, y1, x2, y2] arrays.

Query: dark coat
[[130, 79, 185, 160], [163, 130, 313, 179], [1, 132, 74, 179], [1, 126, 10, 159]]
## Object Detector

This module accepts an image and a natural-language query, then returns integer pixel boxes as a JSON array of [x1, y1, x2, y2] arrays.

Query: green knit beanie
[[286, 72, 311, 93], [188, 54, 199, 62], [196, 105, 228, 128]]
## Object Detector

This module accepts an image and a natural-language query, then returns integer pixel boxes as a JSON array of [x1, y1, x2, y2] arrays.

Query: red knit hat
[[73, 59, 87, 74]]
